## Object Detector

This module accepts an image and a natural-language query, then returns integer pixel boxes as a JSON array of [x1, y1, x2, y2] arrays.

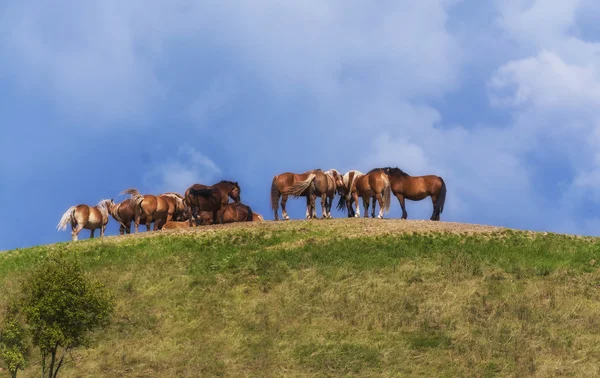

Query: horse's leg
[[375, 193, 385, 219], [134, 214, 140, 233], [395, 193, 408, 219], [371, 196, 377, 218], [90, 229, 95, 239], [353, 192, 360, 217], [71, 223, 83, 241], [146, 216, 152, 232], [430, 194, 439, 221], [213, 209, 220, 224], [362, 196, 370, 218], [119, 225, 125, 235], [281, 194, 290, 220], [320, 193, 327, 219], [305, 196, 311, 219], [101, 224, 106, 237], [273, 192, 281, 221]]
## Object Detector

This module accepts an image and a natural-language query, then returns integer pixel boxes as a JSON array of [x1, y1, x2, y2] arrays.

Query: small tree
[[20, 256, 114, 378], [0, 304, 28, 378]]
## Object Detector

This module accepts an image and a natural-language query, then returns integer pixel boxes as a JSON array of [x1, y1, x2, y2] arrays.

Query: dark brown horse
[[184, 181, 240, 226], [120, 188, 169, 232], [57, 199, 114, 241], [375, 167, 446, 221], [108, 198, 148, 235], [337, 169, 391, 218], [220, 202, 254, 223], [271, 169, 328, 220]]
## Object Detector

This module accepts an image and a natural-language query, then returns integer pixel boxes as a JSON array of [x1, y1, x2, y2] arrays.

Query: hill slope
[[1, 219, 600, 377]]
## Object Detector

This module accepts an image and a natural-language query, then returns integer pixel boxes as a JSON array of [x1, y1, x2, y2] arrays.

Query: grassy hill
[[1, 219, 600, 377]]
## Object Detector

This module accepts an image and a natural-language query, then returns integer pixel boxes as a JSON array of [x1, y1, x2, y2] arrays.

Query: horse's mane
[[368, 167, 409, 177], [217, 180, 239, 188], [96, 199, 112, 218]]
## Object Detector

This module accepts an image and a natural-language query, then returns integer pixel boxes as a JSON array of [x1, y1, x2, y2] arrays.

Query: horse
[[336, 169, 391, 218], [271, 169, 328, 220], [323, 169, 343, 219], [220, 202, 254, 223], [57, 199, 114, 241], [159, 192, 187, 222], [336, 170, 363, 217], [162, 219, 196, 230], [120, 188, 169, 232], [252, 212, 264, 222], [375, 167, 446, 221], [184, 180, 241, 226], [108, 198, 148, 235]]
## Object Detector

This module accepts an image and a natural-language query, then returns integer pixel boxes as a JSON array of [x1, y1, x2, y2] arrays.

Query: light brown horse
[[184, 181, 240, 226], [252, 212, 264, 222], [120, 188, 169, 232], [337, 169, 391, 218], [271, 169, 328, 220], [162, 219, 196, 230], [220, 202, 254, 224], [57, 199, 114, 241], [376, 167, 446, 221], [108, 198, 148, 235], [159, 192, 187, 222], [322, 169, 343, 219]]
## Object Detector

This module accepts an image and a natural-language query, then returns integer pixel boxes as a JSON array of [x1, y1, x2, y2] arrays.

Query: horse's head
[[228, 181, 241, 204]]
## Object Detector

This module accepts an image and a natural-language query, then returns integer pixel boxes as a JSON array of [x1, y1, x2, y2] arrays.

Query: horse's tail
[[57, 206, 76, 231], [382, 173, 391, 213], [270, 176, 280, 212], [120, 188, 140, 197], [435, 177, 446, 216], [336, 195, 347, 212], [286, 173, 316, 197], [245, 204, 253, 221]]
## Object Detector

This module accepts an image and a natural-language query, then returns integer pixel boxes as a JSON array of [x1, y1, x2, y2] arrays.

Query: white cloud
[[143, 145, 220, 194]]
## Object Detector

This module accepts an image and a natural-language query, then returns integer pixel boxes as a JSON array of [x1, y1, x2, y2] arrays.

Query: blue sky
[[2, 0, 600, 250]]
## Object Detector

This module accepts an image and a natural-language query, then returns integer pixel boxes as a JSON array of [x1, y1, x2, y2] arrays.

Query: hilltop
[[1, 219, 599, 377]]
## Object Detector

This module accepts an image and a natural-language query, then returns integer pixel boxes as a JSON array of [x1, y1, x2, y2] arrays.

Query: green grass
[[1, 220, 600, 377]]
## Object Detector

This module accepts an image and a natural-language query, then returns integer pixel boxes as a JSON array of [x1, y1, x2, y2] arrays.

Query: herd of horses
[[57, 167, 446, 241]]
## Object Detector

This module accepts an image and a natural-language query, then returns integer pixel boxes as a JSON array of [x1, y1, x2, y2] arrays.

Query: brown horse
[[252, 212, 264, 222], [108, 198, 148, 235], [159, 192, 187, 222], [162, 219, 196, 230], [57, 199, 114, 241], [220, 202, 254, 223], [322, 169, 343, 219], [184, 181, 241, 226], [120, 188, 169, 232], [376, 167, 446, 221], [337, 169, 391, 218], [271, 169, 328, 220]]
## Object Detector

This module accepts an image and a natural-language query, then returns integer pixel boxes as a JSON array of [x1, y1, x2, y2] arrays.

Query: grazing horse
[[376, 167, 446, 221], [271, 169, 328, 220], [160, 192, 187, 222], [184, 181, 241, 226], [57, 199, 114, 241], [336, 170, 363, 217], [108, 198, 148, 235], [120, 188, 169, 232], [337, 169, 391, 218], [252, 212, 264, 222], [322, 169, 343, 219], [220, 202, 254, 224]]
